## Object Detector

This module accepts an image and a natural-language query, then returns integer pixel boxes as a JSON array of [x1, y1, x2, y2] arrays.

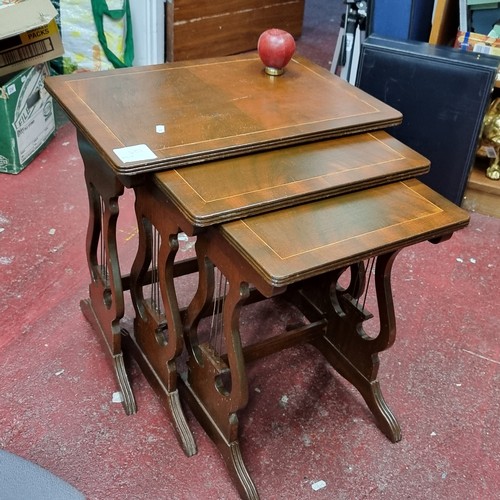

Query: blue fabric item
[[0, 450, 85, 500], [370, 0, 435, 41]]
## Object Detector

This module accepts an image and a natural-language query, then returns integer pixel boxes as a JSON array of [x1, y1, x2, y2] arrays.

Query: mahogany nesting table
[[45, 53, 469, 499], [44, 52, 402, 415]]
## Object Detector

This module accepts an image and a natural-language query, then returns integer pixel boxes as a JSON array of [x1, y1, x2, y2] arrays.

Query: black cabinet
[[356, 35, 498, 205]]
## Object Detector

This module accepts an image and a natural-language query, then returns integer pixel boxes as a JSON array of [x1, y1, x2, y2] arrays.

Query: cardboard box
[[455, 31, 500, 56], [0, 0, 64, 77], [0, 62, 55, 174]]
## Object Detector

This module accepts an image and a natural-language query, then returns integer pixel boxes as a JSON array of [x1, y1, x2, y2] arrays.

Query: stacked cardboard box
[[0, 0, 63, 174]]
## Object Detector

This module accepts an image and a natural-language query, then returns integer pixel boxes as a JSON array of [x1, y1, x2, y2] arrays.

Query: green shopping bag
[[91, 0, 134, 69], [51, 0, 134, 73]]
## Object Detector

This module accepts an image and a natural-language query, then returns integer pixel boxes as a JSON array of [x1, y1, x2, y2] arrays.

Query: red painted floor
[[1, 4, 500, 499], [1, 108, 499, 500], [0, 112, 500, 499]]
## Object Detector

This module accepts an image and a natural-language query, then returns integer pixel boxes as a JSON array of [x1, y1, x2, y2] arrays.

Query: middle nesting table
[[125, 130, 430, 492]]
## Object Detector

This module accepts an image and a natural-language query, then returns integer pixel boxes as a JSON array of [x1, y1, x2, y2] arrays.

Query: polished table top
[[45, 53, 402, 175], [218, 179, 470, 288], [154, 130, 430, 227]]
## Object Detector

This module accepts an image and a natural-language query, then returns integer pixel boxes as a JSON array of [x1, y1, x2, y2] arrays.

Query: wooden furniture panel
[[220, 179, 470, 287], [155, 130, 430, 227], [429, 0, 459, 46], [463, 163, 500, 217], [45, 53, 402, 176], [166, 0, 305, 62]]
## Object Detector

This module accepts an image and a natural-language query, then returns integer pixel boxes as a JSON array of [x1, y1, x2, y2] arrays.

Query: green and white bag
[[54, 0, 134, 73]]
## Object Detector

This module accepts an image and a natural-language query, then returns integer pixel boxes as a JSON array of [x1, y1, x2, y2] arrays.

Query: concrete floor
[[1, 2, 500, 499]]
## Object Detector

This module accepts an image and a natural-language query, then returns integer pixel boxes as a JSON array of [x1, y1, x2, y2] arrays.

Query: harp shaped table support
[[78, 136, 136, 415], [128, 184, 197, 457], [181, 235, 401, 499]]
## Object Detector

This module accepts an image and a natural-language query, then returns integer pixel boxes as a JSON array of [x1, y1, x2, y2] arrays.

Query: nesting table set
[[45, 53, 469, 499]]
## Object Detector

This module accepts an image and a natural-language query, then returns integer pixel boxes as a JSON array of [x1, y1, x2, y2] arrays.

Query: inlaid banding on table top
[[154, 131, 430, 226], [219, 180, 470, 287], [44, 53, 402, 174]]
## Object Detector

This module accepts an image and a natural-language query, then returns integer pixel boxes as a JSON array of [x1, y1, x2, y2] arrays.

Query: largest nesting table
[[45, 53, 469, 499]]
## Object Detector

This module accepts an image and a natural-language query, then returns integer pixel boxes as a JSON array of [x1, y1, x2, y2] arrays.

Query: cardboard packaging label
[[0, 0, 64, 76]]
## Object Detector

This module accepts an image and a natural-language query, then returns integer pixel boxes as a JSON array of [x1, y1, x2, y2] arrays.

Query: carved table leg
[[79, 141, 136, 415], [181, 235, 259, 500], [128, 185, 196, 457], [288, 252, 402, 442]]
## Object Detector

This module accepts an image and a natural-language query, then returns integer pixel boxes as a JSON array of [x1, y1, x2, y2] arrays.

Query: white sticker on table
[[113, 144, 158, 163]]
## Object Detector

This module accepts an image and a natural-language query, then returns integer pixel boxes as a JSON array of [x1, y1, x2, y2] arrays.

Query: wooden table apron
[[44, 54, 469, 500]]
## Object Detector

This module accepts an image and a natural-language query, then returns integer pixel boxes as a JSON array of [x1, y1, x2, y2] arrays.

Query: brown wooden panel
[[166, 0, 305, 61], [428, 0, 459, 46], [45, 53, 402, 176], [155, 131, 430, 226], [219, 179, 470, 287], [171, 0, 302, 20]]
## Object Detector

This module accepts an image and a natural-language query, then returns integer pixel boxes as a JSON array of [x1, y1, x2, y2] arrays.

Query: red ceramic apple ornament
[[257, 28, 296, 76]]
